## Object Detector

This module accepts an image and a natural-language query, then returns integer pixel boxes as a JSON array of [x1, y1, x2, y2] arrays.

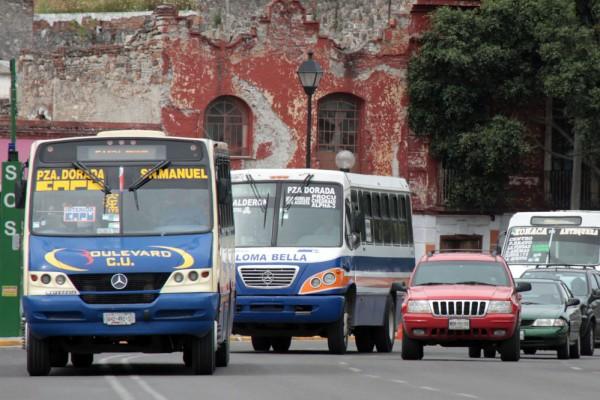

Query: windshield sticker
[[510, 227, 548, 236], [559, 228, 599, 236], [63, 206, 96, 223], [284, 185, 339, 209], [504, 236, 534, 261], [139, 167, 208, 180], [104, 193, 120, 215], [531, 243, 550, 252], [233, 198, 267, 208], [35, 168, 105, 191], [97, 228, 119, 234]]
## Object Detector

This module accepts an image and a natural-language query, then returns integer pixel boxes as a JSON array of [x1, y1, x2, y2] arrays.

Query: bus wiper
[[128, 160, 171, 209], [72, 161, 112, 194], [246, 174, 267, 213], [284, 174, 314, 212]]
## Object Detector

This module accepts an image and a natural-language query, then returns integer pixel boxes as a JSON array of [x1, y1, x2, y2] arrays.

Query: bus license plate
[[103, 312, 135, 326], [448, 319, 470, 330]]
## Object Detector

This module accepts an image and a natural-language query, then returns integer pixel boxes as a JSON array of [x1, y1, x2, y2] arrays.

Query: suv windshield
[[412, 261, 511, 286], [504, 226, 600, 265], [31, 164, 211, 236], [520, 271, 589, 296], [232, 180, 342, 248], [519, 281, 563, 305]]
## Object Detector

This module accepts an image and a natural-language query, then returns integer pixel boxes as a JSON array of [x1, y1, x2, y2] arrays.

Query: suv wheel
[[581, 325, 595, 356], [500, 328, 520, 362], [569, 335, 581, 359], [401, 329, 423, 360], [483, 347, 496, 358], [557, 338, 570, 359], [468, 346, 481, 358]]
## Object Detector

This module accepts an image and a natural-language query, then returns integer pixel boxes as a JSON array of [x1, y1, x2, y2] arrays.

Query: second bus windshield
[[232, 181, 342, 248]]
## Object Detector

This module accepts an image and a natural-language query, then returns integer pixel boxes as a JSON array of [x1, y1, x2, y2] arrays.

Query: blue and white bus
[[20, 130, 235, 376], [231, 168, 414, 354]]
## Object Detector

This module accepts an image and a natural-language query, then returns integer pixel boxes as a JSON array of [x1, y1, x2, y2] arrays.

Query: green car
[[518, 278, 582, 359]]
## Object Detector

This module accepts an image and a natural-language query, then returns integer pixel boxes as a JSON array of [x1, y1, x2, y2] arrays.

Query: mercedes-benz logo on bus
[[261, 270, 274, 286], [110, 274, 128, 290]]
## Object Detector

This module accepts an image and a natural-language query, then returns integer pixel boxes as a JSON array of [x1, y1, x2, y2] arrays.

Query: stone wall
[[196, 0, 413, 50], [0, 0, 33, 60]]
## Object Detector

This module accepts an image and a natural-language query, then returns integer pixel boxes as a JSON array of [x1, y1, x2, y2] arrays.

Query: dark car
[[520, 266, 600, 355], [517, 278, 582, 358]]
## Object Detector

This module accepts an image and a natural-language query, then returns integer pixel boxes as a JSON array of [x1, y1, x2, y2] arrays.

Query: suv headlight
[[532, 318, 567, 327], [407, 300, 431, 313], [487, 301, 512, 314]]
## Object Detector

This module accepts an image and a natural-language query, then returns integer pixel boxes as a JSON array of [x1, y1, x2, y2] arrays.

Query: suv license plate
[[103, 312, 135, 326], [448, 319, 470, 330]]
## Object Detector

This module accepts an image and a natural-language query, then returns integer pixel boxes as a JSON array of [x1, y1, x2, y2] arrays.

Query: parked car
[[520, 266, 600, 356], [517, 278, 582, 358], [399, 252, 530, 362]]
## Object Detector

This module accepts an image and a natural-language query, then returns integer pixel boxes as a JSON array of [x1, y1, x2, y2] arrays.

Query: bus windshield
[[232, 181, 342, 247], [31, 162, 211, 236], [503, 227, 600, 266]]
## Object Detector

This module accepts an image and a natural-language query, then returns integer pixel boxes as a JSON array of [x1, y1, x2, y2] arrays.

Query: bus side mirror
[[495, 230, 507, 255], [351, 209, 364, 235], [14, 178, 26, 209], [392, 281, 407, 292]]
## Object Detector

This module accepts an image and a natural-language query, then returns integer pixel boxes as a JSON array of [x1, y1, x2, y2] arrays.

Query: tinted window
[[519, 281, 563, 305], [412, 261, 511, 286], [521, 271, 589, 296]]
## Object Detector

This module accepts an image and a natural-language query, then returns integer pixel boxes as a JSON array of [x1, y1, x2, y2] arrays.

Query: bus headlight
[[299, 268, 347, 295], [28, 272, 78, 296], [161, 268, 212, 293]]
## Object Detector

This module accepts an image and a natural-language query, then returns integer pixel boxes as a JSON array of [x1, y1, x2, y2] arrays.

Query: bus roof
[[508, 211, 600, 228], [231, 168, 410, 192], [96, 130, 166, 137]]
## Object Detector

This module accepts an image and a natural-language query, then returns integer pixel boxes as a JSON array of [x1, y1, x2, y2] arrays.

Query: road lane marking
[[419, 386, 440, 392], [571, 367, 582, 371], [456, 394, 479, 399], [338, 361, 348, 365], [391, 379, 407, 384], [348, 367, 362, 372], [365, 374, 380, 379], [100, 354, 136, 400], [131, 376, 169, 400]]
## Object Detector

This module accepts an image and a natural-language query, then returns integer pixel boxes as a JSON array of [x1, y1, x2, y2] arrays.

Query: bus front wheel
[[27, 330, 51, 376], [328, 300, 349, 355], [251, 336, 271, 352], [216, 339, 230, 367], [190, 329, 216, 375]]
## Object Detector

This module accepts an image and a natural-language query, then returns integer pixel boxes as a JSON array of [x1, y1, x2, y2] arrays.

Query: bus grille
[[70, 273, 170, 292], [431, 300, 488, 317], [239, 266, 299, 288], [80, 293, 159, 304]]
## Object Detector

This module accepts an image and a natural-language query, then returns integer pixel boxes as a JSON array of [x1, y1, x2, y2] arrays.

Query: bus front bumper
[[23, 293, 219, 339], [234, 295, 344, 325]]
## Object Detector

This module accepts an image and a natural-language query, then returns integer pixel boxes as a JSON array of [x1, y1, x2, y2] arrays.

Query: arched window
[[204, 96, 249, 156], [317, 94, 361, 170]]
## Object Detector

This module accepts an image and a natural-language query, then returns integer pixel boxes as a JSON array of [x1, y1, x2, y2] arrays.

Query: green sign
[[0, 161, 24, 337]]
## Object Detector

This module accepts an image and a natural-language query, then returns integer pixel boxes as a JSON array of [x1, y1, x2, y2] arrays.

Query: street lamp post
[[297, 51, 323, 168]]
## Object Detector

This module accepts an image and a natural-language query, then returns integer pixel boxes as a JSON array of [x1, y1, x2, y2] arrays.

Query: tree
[[408, 0, 600, 211]]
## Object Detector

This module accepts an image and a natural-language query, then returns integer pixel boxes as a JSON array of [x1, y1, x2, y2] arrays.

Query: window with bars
[[317, 94, 360, 158], [204, 96, 249, 156]]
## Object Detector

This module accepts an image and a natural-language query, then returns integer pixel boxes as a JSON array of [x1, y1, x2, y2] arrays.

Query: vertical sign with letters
[[0, 161, 23, 337]]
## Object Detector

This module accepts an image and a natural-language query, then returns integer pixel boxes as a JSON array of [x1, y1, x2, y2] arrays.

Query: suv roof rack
[[426, 249, 499, 258], [533, 264, 597, 270]]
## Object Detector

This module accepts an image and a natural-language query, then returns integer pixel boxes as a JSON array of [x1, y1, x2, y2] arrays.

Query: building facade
[[1, 0, 587, 259]]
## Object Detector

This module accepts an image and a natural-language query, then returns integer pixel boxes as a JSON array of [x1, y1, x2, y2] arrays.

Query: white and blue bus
[[20, 130, 235, 376], [231, 168, 414, 354]]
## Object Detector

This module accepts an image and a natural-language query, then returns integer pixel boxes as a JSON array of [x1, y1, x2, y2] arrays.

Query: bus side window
[[399, 195, 407, 244], [372, 193, 382, 244], [391, 195, 400, 245], [362, 192, 372, 243]]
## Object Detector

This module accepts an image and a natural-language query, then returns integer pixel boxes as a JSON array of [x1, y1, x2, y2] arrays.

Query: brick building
[[0, 0, 587, 259]]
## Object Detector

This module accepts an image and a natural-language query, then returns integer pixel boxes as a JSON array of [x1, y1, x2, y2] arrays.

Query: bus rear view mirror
[[391, 281, 407, 292], [217, 179, 231, 205]]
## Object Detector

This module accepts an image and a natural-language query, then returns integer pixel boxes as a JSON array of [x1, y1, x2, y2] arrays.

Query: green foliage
[[408, 0, 600, 211], [35, 0, 197, 13]]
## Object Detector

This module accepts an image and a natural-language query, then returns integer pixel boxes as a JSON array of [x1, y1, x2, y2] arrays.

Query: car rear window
[[411, 261, 511, 286], [520, 271, 589, 296]]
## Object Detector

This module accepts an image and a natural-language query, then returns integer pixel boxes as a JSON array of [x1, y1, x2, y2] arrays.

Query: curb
[[0, 338, 22, 347]]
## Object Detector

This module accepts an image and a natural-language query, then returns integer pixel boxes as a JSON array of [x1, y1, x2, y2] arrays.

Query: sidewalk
[[0, 337, 22, 347]]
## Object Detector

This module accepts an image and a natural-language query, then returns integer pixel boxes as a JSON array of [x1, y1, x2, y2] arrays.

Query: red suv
[[399, 252, 531, 361]]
